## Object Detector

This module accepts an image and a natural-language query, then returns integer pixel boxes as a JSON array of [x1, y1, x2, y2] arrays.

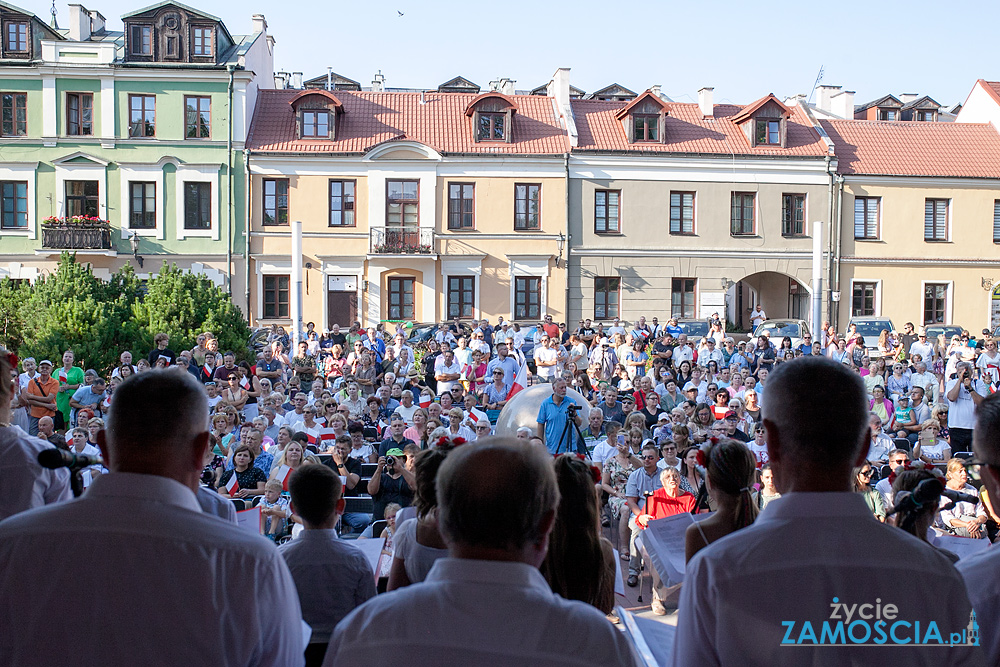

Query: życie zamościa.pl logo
[[780, 597, 980, 647]]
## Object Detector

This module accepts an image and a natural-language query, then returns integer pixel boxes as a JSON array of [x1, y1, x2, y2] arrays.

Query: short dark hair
[[291, 431, 310, 444], [288, 465, 342, 526], [975, 392, 1000, 465]]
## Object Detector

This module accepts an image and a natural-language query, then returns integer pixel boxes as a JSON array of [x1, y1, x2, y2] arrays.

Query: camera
[[566, 403, 578, 416], [385, 455, 396, 468]]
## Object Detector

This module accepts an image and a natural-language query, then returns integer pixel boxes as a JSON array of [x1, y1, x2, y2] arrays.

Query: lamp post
[[129, 231, 143, 268]]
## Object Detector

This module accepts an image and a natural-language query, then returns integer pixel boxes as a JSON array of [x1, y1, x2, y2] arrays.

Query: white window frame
[[54, 155, 108, 221], [0, 162, 37, 238], [256, 259, 292, 322], [175, 163, 221, 240], [507, 255, 550, 321], [118, 163, 165, 239], [849, 279, 882, 317], [441, 255, 484, 321], [920, 280, 953, 326]]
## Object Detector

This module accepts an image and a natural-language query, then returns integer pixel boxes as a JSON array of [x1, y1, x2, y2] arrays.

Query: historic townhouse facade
[[0, 1, 272, 296], [245, 88, 569, 328], [821, 117, 1000, 330]]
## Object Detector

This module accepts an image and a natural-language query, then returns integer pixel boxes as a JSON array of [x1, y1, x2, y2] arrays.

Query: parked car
[[845, 317, 896, 357], [925, 324, 966, 343], [675, 318, 711, 339], [751, 319, 811, 348], [405, 322, 474, 347]]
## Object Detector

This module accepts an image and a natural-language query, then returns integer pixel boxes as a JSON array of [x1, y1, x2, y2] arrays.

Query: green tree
[[0, 276, 29, 353], [131, 264, 251, 360], [19, 253, 125, 372]]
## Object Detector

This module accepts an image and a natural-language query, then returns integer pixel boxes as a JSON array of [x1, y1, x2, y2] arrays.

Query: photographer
[[535, 378, 584, 455], [945, 361, 986, 452], [366, 447, 414, 521]]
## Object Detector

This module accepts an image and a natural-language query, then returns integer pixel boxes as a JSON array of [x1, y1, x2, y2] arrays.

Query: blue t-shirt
[[536, 395, 584, 455]]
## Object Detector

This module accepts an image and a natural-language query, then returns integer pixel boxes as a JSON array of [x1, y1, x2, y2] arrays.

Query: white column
[[42, 76, 57, 141], [100, 77, 115, 147], [291, 220, 303, 350], [811, 220, 824, 336]]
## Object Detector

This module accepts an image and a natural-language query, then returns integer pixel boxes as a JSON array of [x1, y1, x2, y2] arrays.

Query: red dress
[[646, 489, 697, 520]]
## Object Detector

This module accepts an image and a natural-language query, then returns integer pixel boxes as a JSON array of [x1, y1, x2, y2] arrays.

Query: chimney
[[67, 4, 91, 41], [547, 68, 570, 106], [291, 72, 303, 89], [274, 72, 288, 89], [327, 66, 332, 91], [89, 10, 105, 33], [815, 85, 841, 112], [650, 84, 662, 99], [698, 87, 714, 118], [499, 78, 516, 95], [899, 93, 918, 104], [831, 90, 856, 120], [251, 14, 267, 34], [372, 71, 385, 92]]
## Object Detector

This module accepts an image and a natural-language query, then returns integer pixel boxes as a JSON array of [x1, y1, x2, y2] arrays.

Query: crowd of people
[[3, 310, 1000, 666]]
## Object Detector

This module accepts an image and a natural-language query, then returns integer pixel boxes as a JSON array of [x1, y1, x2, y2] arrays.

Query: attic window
[[916, 110, 936, 122], [192, 27, 212, 57], [633, 114, 659, 142], [477, 112, 505, 141], [6, 22, 28, 52], [130, 25, 152, 56], [301, 110, 330, 139], [755, 119, 780, 145], [878, 108, 897, 121], [465, 93, 517, 143]]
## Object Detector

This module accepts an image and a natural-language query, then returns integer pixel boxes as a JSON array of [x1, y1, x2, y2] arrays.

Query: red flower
[[696, 448, 707, 467]]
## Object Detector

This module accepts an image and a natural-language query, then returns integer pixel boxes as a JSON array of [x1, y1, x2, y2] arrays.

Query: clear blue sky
[[37, 0, 997, 107]]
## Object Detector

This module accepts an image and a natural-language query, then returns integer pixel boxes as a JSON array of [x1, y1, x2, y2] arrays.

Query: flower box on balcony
[[41, 216, 113, 250]]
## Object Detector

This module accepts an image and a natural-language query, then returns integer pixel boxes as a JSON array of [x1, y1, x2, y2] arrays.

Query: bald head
[[437, 437, 559, 554], [106, 370, 208, 458]]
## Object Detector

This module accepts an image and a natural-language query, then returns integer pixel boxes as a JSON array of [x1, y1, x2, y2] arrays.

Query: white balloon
[[494, 384, 592, 438]]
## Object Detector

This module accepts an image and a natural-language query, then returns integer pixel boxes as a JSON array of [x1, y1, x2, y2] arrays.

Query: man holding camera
[[946, 361, 987, 452], [366, 447, 414, 521], [536, 378, 584, 455]]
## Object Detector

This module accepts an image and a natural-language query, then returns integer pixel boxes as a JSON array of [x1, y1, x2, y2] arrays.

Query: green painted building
[[0, 0, 274, 305]]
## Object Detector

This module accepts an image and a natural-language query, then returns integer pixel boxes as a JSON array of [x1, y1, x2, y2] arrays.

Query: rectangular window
[[917, 110, 935, 122], [994, 200, 1000, 244], [263, 275, 289, 319], [594, 190, 620, 234], [1, 92, 27, 137], [878, 109, 898, 121], [923, 283, 947, 325], [6, 22, 27, 52], [594, 277, 620, 319], [447, 276, 475, 318], [387, 277, 415, 320], [924, 198, 949, 241], [854, 197, 880, 239], [0, 181, 27, 229], [130, 25, 151, 55], [301, 110, 330, 138], [183, 182, 211, 230], [329, 180, 356, 227], [129, 182, 155, 229], [851, 282, 877, 317], [262, 178, 288, 226], [632, 114, 658, 142], [128, 94, 155, 137], [671, 278, 697, 318], [192, 27, 212, 56], [65, 181, 99, 218], [386, 180, 418, 226], [755, 119, 780, 145], [730, 192, 755, 235], [476, 113, 505, 141], [514, 183, 541, 230], [184, 96, 210, 139], [669, 191, 695, 234], [447, 183, 475, 230], [782, 194, 806, 236], [514, 276, 541, 320], [66, 93, 93, 136]]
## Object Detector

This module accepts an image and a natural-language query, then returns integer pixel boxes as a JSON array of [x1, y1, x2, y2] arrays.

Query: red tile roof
[[980, 80, 1000, 107], [819, 119, 1000, 178], [246, 89, 569, 154], [571, 99, 828, 156]]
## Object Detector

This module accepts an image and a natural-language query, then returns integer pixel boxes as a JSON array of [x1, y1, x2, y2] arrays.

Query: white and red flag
[[506, 361, 528, 400], [225, 473, 240, 496], [274, 464, 293, 491]]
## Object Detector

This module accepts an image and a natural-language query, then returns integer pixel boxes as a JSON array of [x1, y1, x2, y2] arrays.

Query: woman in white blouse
[[939, 458, 988, 539]]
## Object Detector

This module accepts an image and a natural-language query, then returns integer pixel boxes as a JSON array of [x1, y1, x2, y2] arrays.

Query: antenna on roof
[[806, 65, 824, 105]]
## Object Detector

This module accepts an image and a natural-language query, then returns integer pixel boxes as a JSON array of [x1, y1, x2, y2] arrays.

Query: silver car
[[751, 319, 812, 349]]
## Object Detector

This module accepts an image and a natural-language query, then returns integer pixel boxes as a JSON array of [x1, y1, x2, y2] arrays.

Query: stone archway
[[729, 271, 811, 331]]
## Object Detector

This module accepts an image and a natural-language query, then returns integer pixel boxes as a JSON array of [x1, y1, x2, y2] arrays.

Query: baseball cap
[[724, 410, 738, 419], [683, 382, 699, 392], [385, 448, 405, 457], [657, 412, 669, 421], [38, 359, 53, 367]]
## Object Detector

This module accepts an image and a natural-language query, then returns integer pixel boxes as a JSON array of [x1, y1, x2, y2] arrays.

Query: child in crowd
[[376, 503, 401, 579], [259, 480, 291, 541]]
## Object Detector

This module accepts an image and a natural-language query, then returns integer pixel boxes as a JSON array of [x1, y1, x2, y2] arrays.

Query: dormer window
[[301, 110, 330, 139], [755, 119, 780, 145], [192, 26, 212, 56], [477, 112, 505, 141], [130, 25, 152, 55], [465, 93, 517, 144], [878, 108, 897, 121], [633, 114, 659, 142], [6, 22, 27, 52]]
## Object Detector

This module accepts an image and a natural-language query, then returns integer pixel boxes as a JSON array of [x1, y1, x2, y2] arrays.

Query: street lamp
[[129, 231, 143, 268], [556, 232, 565, 268]]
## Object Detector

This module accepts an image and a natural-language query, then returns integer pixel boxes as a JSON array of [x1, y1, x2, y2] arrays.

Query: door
[[327, 275, 358, 329]]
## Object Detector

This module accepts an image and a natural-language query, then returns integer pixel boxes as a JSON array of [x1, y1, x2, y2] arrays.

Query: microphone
[[38, 448, 103, 470]]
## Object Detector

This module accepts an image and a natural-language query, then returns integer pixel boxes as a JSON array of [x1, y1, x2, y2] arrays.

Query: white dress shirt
[[0, 473, 304, 667], [325, 558, 633, 667], [0, 425, 71, 521], [278, 528, 376, 644], [673, 492, 980, 666], [958, 544, 1000, 665]]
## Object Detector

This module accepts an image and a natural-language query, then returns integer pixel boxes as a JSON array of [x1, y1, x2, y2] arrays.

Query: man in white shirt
[[391, 389, 418, 427], [325, 438, 632, 666], [946, 361, 987, 453], [532, 336, 559, 383], [0, 370, 303, 667], [909, 361, 937, 404], [958, 392, 1000, 666], [607, 317, 626, 337], [672, 334, 694, 368], [908, 330, 934, 363], [873, 449, 910, 510], [673, 357, 979, 667], [866, 413, 894, 464], [750, 303, 767, 329], [280, 464, 376, 663], [434, 350, 462, 395]]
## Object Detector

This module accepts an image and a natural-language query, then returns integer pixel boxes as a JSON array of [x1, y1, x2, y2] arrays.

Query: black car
[[405, 322, 474, 347]]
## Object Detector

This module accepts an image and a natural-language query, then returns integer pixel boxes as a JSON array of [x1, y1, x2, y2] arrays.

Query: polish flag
[[225, 473, 240, 496], [419, 393, 433, 409], [506, 361, 528, 400], [274, 464, 293, 491]]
